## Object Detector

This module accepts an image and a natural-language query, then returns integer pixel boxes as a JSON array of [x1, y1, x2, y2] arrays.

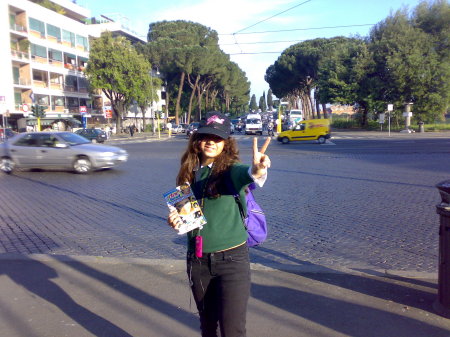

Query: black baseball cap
[[196, 112, 231, 139]]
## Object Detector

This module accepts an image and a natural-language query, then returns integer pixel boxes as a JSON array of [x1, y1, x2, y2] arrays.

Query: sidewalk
[[108, 131, 178, 142], [0, 254, 449, 337]]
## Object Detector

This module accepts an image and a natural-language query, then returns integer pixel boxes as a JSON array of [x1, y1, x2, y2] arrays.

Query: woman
[[168, 112, 271, 337]]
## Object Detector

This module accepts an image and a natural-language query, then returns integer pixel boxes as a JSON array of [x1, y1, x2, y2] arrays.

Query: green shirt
[[187, 163, 253, 253]]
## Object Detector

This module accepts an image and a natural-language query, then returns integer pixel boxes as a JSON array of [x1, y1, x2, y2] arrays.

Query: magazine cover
[[163, 183, 206, 235]]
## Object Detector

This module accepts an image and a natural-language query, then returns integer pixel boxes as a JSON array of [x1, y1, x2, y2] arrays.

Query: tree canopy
[[86, 32, 151, 131], [143, 20, 250, 123], [265, 0, 450, 125]]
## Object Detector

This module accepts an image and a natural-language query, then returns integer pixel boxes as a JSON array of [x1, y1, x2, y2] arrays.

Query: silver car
[[0, 132, 128, 174]]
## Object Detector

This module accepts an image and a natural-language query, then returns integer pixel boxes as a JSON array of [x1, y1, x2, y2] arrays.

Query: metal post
[[435, 180, 450, 318]]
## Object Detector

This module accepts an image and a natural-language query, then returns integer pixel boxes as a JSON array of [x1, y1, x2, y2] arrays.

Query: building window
[[48, 48, 63, 62], [52, 96, 65, 106], [65, 75, 78, 91], [36, 94, 50, 106], [46, 23, 61, 41], [76, 35, 88, 51], [29, 18, 45, 37], [62, 30, 75, 47], [30, 43, 47, 58], [64, 53, 77, 69], [66, 97, 79, 107]]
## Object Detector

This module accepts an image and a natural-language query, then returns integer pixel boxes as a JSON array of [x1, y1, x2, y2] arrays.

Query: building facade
[[1, 0, 165, 132]]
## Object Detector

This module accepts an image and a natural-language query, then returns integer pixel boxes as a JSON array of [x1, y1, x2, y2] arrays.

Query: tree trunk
[[322, 103, 328, 119], [175, 72, 186, 125], [187, 74, 200, 123]]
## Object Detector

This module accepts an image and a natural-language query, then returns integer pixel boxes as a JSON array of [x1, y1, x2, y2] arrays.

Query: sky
[[78, 0, 424, 100]]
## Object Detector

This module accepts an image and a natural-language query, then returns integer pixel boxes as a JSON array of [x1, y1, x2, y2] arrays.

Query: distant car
[[172, 124, 188, 134], [186, 122, 200, 136], [0, 128, 15, 139], [75, 128, 107, 143], [180, 123, 188, 132], [0, 132, 128, 174]]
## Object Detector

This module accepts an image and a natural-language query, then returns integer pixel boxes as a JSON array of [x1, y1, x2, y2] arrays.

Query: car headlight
[[99, 152, 115, 157]]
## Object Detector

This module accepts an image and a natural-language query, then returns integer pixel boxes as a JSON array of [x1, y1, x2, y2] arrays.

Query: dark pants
[[187, 244, 250, 337]]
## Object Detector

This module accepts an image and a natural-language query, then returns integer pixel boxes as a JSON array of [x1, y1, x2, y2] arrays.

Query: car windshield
[[59, 132, 91, 145], [247, 119, 260, 124]]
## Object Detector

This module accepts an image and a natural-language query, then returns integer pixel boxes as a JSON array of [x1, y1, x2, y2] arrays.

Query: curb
[[0, 253, 437, 279]]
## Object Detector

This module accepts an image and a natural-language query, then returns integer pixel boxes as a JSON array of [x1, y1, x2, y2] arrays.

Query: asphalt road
[[1, 131, 450, 274]]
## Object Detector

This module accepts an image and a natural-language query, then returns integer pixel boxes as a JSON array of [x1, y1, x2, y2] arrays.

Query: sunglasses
[[197, 134, 225, 142]]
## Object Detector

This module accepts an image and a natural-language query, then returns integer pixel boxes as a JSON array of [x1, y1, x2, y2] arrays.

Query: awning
[[26, 117, 81, 126]]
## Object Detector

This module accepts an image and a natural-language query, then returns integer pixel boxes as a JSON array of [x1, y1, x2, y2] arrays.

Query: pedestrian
[[105, 125, 111, 139], [167, 111, 271, 337], [129, 125, 135, 137]]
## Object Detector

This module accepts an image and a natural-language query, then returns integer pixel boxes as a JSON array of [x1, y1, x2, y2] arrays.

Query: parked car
[[0, 128, 15, 139], [0, 132, 128, 174], [186, 122, 200, 136], [172, 124, 188, 134], [180, 123, 188, 132], [75, 128, 107, 143]]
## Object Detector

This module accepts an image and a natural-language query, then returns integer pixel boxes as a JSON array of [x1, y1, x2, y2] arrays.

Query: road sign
[[22, 104, 29, 112], [80, 106, 87, 115], [387, 104, 393, 111]]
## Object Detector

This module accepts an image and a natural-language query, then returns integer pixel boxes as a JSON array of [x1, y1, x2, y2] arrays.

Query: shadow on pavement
[[251, 280, 450, 337], [251, 246, 437, 313], [0, 256, 134, 337]]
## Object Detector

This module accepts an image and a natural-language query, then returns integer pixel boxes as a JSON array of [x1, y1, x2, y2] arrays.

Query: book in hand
[[163, 183, 206, 235]]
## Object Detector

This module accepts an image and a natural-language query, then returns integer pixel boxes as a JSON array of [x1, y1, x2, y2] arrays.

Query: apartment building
[[0, 0, 94, 130], [1, 0, 165, 132]]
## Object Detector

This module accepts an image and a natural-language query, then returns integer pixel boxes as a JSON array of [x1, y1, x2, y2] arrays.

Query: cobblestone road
[[1, 132, 449, 273]]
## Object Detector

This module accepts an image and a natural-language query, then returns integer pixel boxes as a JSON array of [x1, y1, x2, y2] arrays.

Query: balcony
[[13, 78, 31, 86], [33, 80, 48, 88], [10, 23, 27, 33], [11, 49, 30, 61], [31, 55, 48, 64], [78, 87, 89, 93], [64, 63, 77, 71], [30, 29, 44, 39], [64, 85, 76, 92], [47, 36, 61, 44], [50, 83, 63, 90], [49, 59, 64, 68]]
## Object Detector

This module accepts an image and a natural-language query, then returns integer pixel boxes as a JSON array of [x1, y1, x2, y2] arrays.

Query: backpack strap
[[225, 170, 248, 230]]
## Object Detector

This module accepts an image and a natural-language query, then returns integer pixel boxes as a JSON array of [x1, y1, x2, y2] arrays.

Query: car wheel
[[0, 157, 15, 174], [92, 139, 97, 143], [73, 156, 92, 174], [318, 136, 326, 144], [281, 137, 290, 144]]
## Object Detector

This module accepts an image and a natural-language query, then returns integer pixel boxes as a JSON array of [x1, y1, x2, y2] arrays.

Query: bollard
[[434, 180, 450, 318], [419, 122, 424, 133]]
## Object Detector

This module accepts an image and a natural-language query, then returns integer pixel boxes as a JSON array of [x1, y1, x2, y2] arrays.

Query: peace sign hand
[[251, 137, 271, 179]]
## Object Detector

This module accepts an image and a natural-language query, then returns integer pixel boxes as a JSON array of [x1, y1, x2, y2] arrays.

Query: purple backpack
[[229, 182, 268, 247]]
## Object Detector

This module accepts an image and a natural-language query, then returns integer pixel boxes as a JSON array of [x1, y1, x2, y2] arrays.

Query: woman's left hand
[[251, 137, 271, 179]]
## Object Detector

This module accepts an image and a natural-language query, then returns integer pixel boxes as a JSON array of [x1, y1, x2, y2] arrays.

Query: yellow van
[[277, 119, 331, 144]]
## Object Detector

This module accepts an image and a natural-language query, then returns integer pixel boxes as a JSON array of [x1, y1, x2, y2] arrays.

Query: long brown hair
[[176, 133, 240, 197]]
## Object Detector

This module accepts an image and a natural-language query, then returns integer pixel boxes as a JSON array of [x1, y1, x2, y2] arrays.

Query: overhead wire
[[230, 0, 313, 58]]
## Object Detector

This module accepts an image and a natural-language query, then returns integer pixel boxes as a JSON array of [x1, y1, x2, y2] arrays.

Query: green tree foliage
[[144, 20, 249, 123], [249, 94, 258, 112], [259, 92, 267, 112], [267, 89, 274, 110], [265, 0, 450, 125], [86, 32, 151, 131]]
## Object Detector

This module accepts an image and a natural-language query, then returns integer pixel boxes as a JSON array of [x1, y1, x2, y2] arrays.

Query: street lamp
[[150, 68, 160, 139]]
